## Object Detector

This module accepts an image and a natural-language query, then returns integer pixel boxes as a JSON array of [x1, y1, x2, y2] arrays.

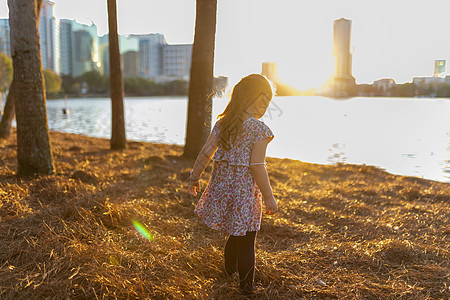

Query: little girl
[[187, 73, 278, 295]]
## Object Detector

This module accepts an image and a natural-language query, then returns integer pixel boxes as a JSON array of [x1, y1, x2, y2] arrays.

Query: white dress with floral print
[[194, 116, 274, 236]]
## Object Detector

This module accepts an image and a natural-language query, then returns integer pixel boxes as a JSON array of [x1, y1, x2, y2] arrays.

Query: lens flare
[[132, 219, 154, 241]]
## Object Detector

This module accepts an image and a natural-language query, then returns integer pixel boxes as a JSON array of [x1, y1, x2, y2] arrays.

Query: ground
[[0, 129, 449, 299]]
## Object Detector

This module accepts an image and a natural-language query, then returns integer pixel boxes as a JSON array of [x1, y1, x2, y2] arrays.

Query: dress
[[194, 116, 274, 236]]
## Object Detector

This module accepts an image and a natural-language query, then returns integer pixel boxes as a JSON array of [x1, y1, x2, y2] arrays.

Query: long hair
[[216, 74, 274, 151]]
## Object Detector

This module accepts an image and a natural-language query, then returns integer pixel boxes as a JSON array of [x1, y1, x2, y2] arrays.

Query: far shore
[[44, 93, 450, 100], [0, 129, 448, 299]]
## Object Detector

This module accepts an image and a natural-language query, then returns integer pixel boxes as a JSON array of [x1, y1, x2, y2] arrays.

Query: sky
[[2, 0, 450, 89]]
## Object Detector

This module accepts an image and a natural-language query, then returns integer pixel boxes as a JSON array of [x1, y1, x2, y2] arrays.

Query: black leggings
[[224, 231, 257, 290]]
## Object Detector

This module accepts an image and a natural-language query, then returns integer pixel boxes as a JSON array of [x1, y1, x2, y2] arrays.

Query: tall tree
[[0, 0, 43, 139], [107, 0, 126, 149], [183, 0, 218, 159], [8, 0, 54, 174]]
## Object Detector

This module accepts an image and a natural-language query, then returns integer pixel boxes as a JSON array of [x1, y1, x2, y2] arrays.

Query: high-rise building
[[59, 19, 74, 76], [136, 34, 166, 79], [39, 0, 60, 74], [0, 19, 10, 56], [122, 51, 139, 78], [98, 34, 109, 75], [162, 44, 192, 81], [99, 34, 139, 76], [59, 19, 100, 77], [331, 18, 355, 95]]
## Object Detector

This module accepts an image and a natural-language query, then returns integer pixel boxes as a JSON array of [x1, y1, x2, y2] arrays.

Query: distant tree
[[0, 53, 12, 117], [0, 53, 12, 93], [124, 77, 159, 96], [436, 84, 450, 98], [43, 69, 62, 97], [78, 70, 108, 93], [0, 0, 43, 139], [183, 0, 217, 159], [61, 74, 77, 95], [7, 0, 55, 174], [107, 0, 126, 149], [163, 80, 189, 95], [391, 83, 416, 97]]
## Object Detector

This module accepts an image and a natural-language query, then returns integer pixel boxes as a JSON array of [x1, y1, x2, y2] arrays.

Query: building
[[412, 76, 445, 86], [0, 19, 10, 56], [59, 19, 74, 76], [1, 1, 61, 74], [136, 34, 166, 79], [59, 19, 101, 77], [39, 0, 60, 74], [434, 60, 446, 77], [373, 78, 396, 96], [1, 1, 60, 74], [261, 62, 280, 83], [1, 3, 194, 83], [99, 34, 139, 77], [135, 34, 192, 82], [330, 18, 356, 95], [72, 21, 100, 77], [162, 44, 192, 81], [122, 51, 139, 78]]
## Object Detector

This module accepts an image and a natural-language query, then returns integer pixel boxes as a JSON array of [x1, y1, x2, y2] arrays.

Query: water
[[44, 96, 450, 183]]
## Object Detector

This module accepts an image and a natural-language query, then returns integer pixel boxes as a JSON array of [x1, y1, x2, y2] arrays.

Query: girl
[[187, 74, 278, 295]]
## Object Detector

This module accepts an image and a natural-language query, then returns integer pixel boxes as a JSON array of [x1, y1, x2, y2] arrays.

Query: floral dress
[[194, 116, 274, 236]]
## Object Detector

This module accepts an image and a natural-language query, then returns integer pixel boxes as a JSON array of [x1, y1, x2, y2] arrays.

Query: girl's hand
[[188, 180, 201, 196], [264, 195, 278, 215]]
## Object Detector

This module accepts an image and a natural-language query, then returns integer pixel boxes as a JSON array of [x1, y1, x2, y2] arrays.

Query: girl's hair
[[216, 74, 274, 151]]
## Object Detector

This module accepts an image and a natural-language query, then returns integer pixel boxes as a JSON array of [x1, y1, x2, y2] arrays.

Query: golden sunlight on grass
[[0, 129, 449, 299]]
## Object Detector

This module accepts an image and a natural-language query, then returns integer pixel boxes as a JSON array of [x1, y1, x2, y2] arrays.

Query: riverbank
[[0, 130, 449, 299]]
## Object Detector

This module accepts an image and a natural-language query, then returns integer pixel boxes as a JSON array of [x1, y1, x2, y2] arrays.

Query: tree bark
[[107, 0, 126, 150], [183, 0, 217, 159], [0, 0, 43, 139], [8, 0, 55, 175]]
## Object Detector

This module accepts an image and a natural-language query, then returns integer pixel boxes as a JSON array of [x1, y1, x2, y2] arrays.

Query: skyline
[[2, 0, 450, 88]]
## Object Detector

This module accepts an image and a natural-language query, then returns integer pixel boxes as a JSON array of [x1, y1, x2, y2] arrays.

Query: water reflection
[[45, 96, 450, 182]]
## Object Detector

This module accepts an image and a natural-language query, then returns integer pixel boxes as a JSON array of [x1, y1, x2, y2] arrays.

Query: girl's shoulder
[[246, 117, 274, 143], [245, 116, 271, 130], [212, 116, 271, 135]]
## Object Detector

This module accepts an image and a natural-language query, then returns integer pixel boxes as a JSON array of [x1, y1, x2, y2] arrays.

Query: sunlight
[[278, 61, 334, 91]]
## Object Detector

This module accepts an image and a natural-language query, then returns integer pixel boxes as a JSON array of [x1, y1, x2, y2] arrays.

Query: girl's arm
[[250, 137, 278, 214], [188, 132, 219, 196], [190, 131, 219, 179]]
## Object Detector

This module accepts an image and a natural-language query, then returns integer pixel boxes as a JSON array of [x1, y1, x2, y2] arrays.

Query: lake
[[42, 96, 450, 183]]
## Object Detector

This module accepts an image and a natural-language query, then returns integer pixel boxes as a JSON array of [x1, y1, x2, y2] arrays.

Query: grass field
[[0, 130, 449, 299]]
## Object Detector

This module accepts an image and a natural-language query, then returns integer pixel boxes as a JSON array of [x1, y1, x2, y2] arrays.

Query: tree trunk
[[107, 0, 126, 150], [8, 0, 55, 175], [183, 0, 217, 159], [0, 0, 43, 139]]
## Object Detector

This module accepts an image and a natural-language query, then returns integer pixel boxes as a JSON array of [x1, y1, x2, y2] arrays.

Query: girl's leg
[[224, 235, 238, 275], [236, 230, 257, 293]]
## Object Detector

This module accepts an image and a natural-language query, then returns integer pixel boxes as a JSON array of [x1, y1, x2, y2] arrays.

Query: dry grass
[[0, 129, 449, 299]]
